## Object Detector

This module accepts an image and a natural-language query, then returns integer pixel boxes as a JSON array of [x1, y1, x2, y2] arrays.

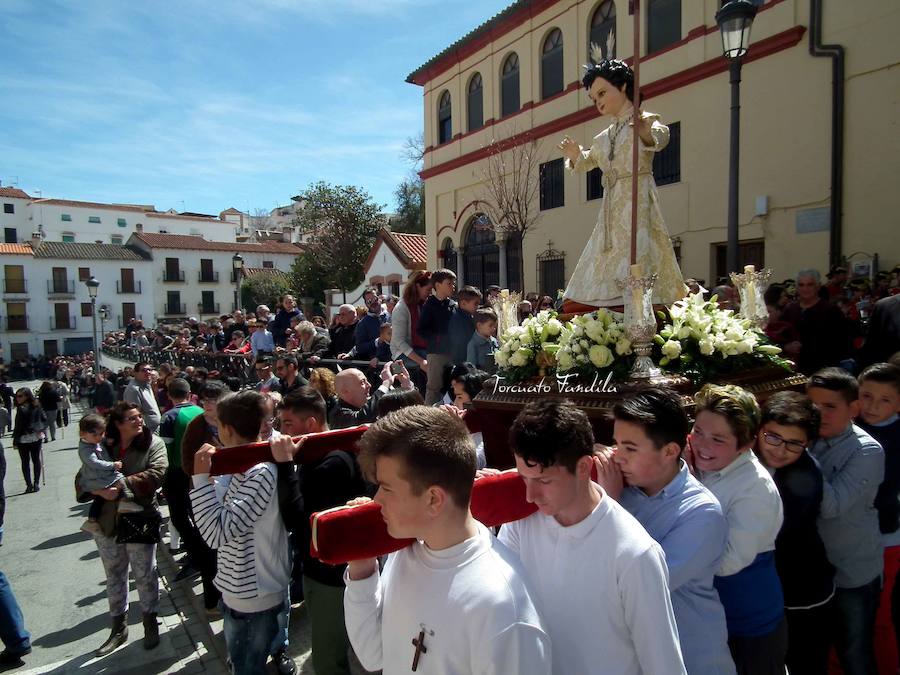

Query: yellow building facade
[[409, 0, 900, 293]]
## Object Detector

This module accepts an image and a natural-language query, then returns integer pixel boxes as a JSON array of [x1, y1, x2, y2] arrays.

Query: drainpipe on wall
[[809, 0, 845, 268]]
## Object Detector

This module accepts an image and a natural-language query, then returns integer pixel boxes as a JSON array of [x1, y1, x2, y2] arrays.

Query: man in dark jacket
[[447, 286, 481, 365], [93, 372, 116, 414], [343, 292, 384, 361], [272, 388, 368, 675], [327, 305, 358, 359]]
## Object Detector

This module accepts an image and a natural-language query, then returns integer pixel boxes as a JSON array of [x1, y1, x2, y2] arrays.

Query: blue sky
[[0, 0, 511, 215]]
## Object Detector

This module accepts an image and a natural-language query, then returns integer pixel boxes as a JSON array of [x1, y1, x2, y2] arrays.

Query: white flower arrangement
[[556, 309, 631, 376], [494, 310, 563, 377], [656, 292, 786, 382]]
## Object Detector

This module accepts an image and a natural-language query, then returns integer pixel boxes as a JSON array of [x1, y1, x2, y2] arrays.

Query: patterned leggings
[[95, 535, 159, 617]]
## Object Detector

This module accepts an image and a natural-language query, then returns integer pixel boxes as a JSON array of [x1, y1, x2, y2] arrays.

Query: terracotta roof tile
[[33, 198, 155, 212], [0, 243, 34, 255], [32, 242, 150, 261], [391, 232, 428, 265], [243, 267, 290, 280], [0, 187, 32, 200], [131, 232, 303, 255]]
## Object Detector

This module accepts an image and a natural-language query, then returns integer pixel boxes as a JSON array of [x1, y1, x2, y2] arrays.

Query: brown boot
[[95, 614, 128, 657], [142, 612, 159, 650]]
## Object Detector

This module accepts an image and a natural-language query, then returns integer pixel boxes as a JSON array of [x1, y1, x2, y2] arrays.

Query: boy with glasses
[[756, 391, 834, 675]]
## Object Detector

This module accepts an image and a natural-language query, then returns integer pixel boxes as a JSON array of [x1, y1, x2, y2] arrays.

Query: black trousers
[[163, 466, 220, 609], [728, 617, 788, 675], [785, 599, 834, 675], [0, 446, 6, 529], [16, 442, 41, 488]]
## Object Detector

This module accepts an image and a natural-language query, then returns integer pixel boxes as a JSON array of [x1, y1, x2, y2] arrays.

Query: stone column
[[495, 230, 508, 289]]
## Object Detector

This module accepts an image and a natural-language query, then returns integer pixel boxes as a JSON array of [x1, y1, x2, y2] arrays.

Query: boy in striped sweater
[[190, 390, 291, 675]]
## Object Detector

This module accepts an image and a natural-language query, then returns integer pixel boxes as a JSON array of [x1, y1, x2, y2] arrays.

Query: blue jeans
[[0, 571, 30, 655], [268, 588, 290, 656], [222, 597, 285, 675], [833, 575, 881, 675]]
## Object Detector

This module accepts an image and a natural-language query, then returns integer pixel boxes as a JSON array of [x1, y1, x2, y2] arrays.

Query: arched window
[[442, 238, 457, 274], [589, 0, 616, 61], [501, 53, 520, 118], [437, 90, 452, 145], [467, 73, 483, 132], [541, 29, 564, 100], [463, 216, 499, 290]]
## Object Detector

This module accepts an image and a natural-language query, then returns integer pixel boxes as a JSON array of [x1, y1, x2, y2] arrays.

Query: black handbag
[[116, 510, 162, 544]]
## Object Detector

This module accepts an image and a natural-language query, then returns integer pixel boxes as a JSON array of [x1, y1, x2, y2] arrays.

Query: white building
[[0, 188, 34, 245], [126, 232, 303, 323], [0, 240, 153, 360], [326, 229, 427, 314]]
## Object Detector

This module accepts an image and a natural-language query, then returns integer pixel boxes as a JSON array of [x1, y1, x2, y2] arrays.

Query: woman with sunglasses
[[755, 391, 834, 675], [91, 402, 168, 657], [11, 388, 47, 494]]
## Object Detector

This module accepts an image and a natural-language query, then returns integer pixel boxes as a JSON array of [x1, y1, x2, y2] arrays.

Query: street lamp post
[[85, 277, 100, 375], [98, 305, 109, 347], [716, 0, 758, 276], [232, 253, 244, 312]]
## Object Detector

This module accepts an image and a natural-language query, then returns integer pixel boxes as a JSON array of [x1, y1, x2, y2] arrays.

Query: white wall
[[0, 196, 34, 243], [1, 255, 155, 359], [29, 201, 238, 243]]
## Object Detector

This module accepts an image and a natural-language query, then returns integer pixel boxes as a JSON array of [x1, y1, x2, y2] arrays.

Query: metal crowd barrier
[[101, 346, 419, 386]]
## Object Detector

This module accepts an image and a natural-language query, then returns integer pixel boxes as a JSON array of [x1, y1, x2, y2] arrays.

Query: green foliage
[[392, 175, 425, 234], [241, 273, 294, 313], [293, 181, 385, 296], [288, 250, 331, 304]]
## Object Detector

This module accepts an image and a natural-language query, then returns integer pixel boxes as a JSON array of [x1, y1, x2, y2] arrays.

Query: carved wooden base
[[468, 367, 807, 469]]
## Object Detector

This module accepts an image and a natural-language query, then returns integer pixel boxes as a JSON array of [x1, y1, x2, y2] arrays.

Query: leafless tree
[[477, 131, 543, 288], [401, 131, 425, 166], [250, 207, 273, 232]]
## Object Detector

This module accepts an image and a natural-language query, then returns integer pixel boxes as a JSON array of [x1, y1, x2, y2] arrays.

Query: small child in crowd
[[374, 323, 392, 363], [78, 413, 124, 536], [448, 286, 482, 365], [467, 308, 499, 370]]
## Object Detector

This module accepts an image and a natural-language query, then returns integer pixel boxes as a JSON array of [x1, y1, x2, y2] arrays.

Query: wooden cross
[[411, 628, 428, 671]]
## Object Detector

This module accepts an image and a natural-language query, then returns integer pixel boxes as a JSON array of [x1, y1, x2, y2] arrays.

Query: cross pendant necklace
[[411, 628, 428, 671]]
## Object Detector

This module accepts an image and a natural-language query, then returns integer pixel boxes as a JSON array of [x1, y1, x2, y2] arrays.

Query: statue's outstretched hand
[[558, 135, 581, 163]]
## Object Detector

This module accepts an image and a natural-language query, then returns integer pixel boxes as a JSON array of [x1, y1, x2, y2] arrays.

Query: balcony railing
[[162, 303, 187, 315], [3, 316, 28, 331], [198, 271, 219, 283], [2, 279, 27, 294], [47, 279, 75, 295], [50, 316, 77, 330], [198, 302, 220, 314], [163, 270, 185, 282], [116, 280, 142, 294], [117, 315, 143, 329]]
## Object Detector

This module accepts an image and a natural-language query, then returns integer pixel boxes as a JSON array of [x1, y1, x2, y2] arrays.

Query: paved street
[[1, 357, 367, 675]]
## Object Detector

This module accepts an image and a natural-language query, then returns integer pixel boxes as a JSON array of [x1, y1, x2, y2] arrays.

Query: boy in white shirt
[[500, 399, 687, 675], [344, 405, 551, 674]]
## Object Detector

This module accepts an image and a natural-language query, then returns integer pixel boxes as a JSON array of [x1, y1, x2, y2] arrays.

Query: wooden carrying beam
[[311, 469, 539, 565]]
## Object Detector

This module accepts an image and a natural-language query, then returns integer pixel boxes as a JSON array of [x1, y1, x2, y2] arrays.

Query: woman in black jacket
[[12, 388, 47, 493], [36, 381, 60, 442], [755, 391, 833, 675]]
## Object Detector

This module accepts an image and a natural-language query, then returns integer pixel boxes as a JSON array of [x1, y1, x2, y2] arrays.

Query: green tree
[[288, 250, 331, 306], [293, 181, 384, 301], [241, 273, 295, 312], [392, 174, 425, 234]]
